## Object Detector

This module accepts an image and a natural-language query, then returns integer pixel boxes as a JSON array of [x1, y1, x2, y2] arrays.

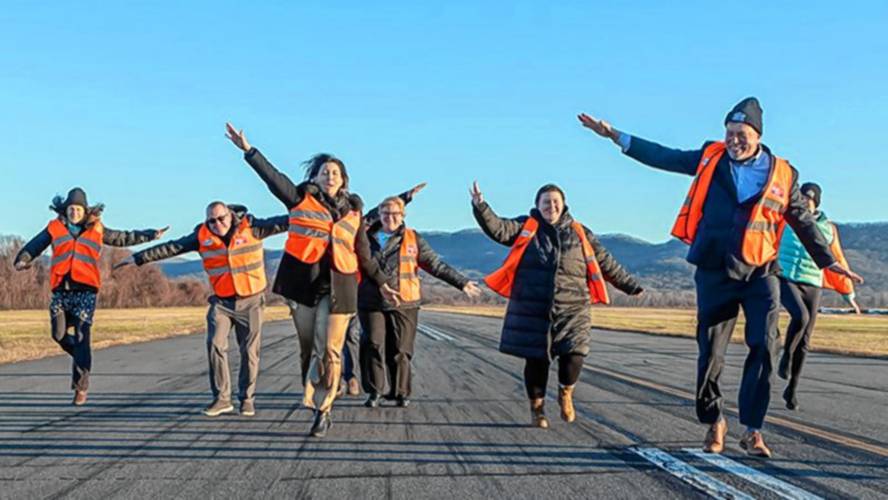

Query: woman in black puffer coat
[[471, 182, 643, 428]]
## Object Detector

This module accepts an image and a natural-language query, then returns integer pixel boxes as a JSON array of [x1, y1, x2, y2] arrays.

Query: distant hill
[[158, 223, 888, 307]]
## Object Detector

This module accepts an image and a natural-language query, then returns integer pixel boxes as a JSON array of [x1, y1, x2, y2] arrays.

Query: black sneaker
[[395, 396, 410, 408], [783, 386, 799, 410], [364, 393, 382, 408], [203, 399, 234, 417], [309, 410, 332, 438]]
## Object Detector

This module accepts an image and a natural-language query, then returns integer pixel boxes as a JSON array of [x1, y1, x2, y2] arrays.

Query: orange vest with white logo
[[47, 218, 104, 289], [485, 218, 610, 304], [198, 217, 267, 297], [398, 228, 422, 304], [822, 223, 854, 294], [671, 141, 794, 267], [285, 193, 361, 274]]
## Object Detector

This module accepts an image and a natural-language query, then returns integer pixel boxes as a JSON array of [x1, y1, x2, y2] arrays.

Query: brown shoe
[[558, 385, 576, 423], [740, 431, 772, 458], [530, 398, 549, 429], [347, 377, 361, 396], [72, 390, 88, 406], [703, 418, 727, 453]]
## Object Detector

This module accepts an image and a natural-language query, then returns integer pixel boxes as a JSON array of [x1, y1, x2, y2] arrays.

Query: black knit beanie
[[725, 97, 763, 136]]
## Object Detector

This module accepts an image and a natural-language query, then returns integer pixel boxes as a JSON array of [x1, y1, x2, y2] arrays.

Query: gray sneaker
[[202, 399, 234, 417], [240, 400, 256, 417]]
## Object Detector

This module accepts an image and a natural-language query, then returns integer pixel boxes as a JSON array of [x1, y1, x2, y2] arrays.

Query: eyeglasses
[[206, 214, 230, 225]]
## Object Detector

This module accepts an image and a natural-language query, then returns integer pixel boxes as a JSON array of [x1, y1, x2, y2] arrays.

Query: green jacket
[[778, 211, 855, 302]]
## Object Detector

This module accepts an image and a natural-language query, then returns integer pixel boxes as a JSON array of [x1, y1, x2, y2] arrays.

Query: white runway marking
[[631, 447, 754, 500], [685, 449, 823, 500]]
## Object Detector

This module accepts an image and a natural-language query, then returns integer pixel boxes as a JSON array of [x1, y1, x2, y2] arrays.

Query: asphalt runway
[[0, 310, 885, 499]]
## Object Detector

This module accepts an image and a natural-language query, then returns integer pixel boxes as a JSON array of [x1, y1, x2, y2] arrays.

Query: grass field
[[425, 305, 888, 357], [0, 306, 293, 365]]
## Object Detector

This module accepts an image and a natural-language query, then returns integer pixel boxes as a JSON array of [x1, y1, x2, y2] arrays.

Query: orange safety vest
[[822, 223, 854, 294], [485, 218, 610, 304], [398, 228, 422, 304], [46, 218, 104, 289], [198, 217, 267, 297], [671, 141, 794, 267], [285, 193, 361, 274]]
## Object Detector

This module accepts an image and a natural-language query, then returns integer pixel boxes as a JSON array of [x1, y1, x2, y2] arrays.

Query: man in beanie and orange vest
[[116, 202, 288, 417], [14, 187, 168, 405], [358, 195, 482, 408], [578, 97, 863, 458], [776, 182, 860, 411]]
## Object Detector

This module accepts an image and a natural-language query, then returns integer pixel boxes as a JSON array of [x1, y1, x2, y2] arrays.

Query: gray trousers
[[206, 294, 264, 403]]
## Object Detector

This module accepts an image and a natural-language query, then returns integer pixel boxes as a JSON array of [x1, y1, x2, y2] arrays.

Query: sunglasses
[[206, 214, 230, 225]]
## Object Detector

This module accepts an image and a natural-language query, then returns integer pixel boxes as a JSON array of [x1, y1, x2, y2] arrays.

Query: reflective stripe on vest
[[484, 218, 609, 304], [399, 229, 421, 303], [671, 141, 795, 267], [198, 217, 267, 297], [822, 223, 854, 294], [46, 218, 104, 289], [284, 193, 361, 274]]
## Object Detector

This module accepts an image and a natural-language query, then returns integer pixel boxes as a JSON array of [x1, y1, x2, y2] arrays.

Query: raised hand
[[577, 113, 620, 143], [113, 256, 135, 270], [463, 281, 482, 298], [829, 263, 864, 285], [409, 182, 428, 199], [380, 283, 403, 307], [225, 122, 252, 152], [153, 226, 170, 240], [469, 181, 484, 207]]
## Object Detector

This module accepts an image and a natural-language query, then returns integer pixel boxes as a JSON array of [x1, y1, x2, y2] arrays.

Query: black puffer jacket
[[358, 224, 470, 311], [473, 202, 642, 360], [244, 148, 387, 313]]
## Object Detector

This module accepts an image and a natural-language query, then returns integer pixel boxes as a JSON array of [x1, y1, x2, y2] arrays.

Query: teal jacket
[[778, 211, 855, 302]]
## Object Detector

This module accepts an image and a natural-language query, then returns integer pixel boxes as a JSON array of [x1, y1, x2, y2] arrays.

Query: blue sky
[[2, 1, 886, 253]]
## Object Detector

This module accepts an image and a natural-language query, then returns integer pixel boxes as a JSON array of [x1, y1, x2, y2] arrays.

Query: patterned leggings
[[49, 291, 97, 391]]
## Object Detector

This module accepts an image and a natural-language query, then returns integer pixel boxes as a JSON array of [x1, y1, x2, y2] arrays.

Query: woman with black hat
[[13, 188, 168, 405], [470, 181, 643, 428], [777, 182, 860, 410], [225, 122, 401, 437]]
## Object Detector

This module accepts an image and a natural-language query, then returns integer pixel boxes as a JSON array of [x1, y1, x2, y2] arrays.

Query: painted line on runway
[[417, 324, 444, 341], [581, 364, 888, 458], [418, 324, 456, 343], [630, 447, 754, 500], [684, 449, 823, 500]]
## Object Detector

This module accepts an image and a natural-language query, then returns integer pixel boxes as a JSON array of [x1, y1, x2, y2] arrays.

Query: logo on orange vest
[[406, 245, 418, 257], [520, 230, 532, 238], [770, 185, 785, 198], [234, 237, 247, 246], [202, 239, 214, 246]]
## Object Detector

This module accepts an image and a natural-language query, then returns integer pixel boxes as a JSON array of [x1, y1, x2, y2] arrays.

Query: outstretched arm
[[577, 113, 702, 176], [226, 122, 304, 207], [584, 226, 644, 296], [103, 226, 168, 247], [14, 229, 52, 269], [249, 214, 290, 239], [415, 233, 470, 290], [470, 181, 525, 246], [127, 232, 200, 266]]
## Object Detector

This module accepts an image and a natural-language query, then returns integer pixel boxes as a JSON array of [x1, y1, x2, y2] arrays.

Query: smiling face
[[66, 205, 86, 224], [314, 162, 344, 197], [724, 122, 761, 161], [379, 198, 405, 234], [205, 203, 232, 237], [537, 190, 564, 224]]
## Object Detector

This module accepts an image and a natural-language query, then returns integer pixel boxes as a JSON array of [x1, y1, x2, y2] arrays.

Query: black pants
[[523, 354, 584, 399], [358, 308, 419, 398], [694, 268, 780, 429], [49, 291, 97, 391], [342, 316, 361, 383], [779, 278, 822, 391]]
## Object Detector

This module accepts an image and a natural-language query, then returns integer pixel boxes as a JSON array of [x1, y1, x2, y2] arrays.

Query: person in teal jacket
[[777, 182, 859, 411]]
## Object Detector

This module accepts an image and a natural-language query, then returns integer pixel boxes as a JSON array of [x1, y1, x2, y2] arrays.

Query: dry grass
[[0, 306, 292, 365], [425, 305, 888, 357]]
